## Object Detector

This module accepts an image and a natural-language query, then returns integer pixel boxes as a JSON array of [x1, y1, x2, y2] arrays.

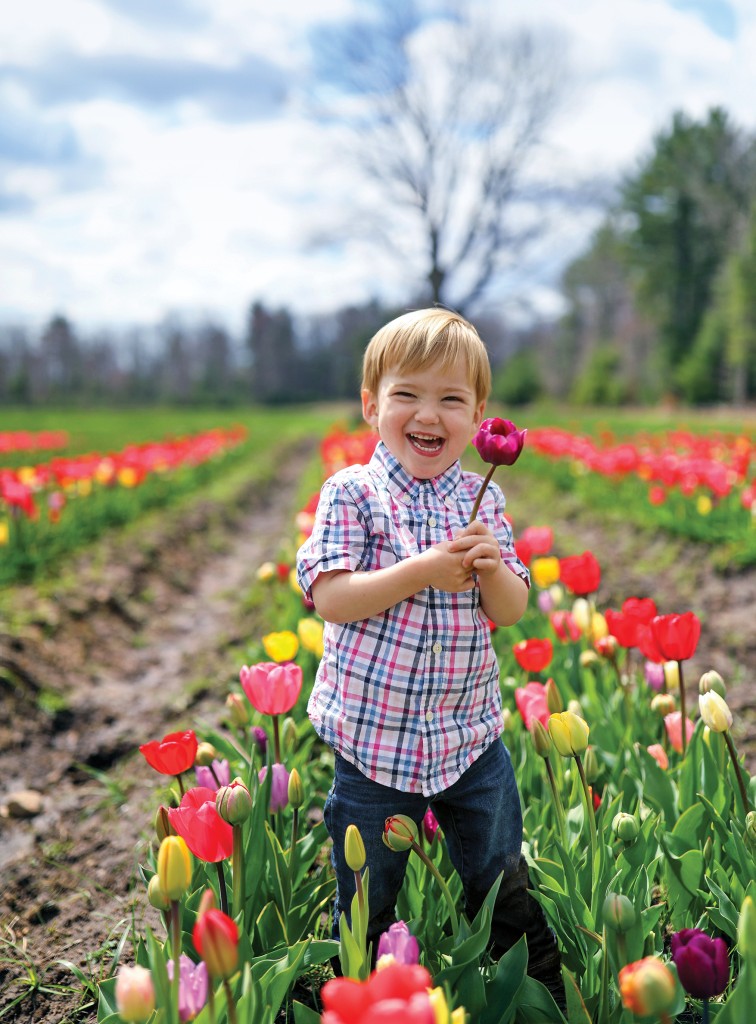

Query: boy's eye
[[394, 391, 416, 398], [442, 395, 464, 403]]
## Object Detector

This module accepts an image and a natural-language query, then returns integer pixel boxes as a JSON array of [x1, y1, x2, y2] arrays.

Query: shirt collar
[[370, 441, 463, 504]]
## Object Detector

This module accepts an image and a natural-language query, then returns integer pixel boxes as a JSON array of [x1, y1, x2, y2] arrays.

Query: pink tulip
[[258, 762, 290, 812], [664, 712, 694, 754], [514, 682, 550, 731], [647, 744, 669, 770], [240, 661, 302, 716]]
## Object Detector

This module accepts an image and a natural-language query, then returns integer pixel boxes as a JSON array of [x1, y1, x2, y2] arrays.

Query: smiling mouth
[[407, 433, 445, 455]]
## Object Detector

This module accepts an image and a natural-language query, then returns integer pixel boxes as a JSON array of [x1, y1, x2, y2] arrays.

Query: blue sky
[[0, 0, 750, 333]]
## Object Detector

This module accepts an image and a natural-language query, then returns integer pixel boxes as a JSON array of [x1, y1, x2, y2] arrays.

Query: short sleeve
[[296, 475, 370, 600]]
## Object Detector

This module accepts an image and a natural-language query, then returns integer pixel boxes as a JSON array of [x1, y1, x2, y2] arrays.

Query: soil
[[0, 444, 753, 1022]]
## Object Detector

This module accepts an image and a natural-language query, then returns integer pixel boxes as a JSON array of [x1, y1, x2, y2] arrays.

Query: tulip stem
[[468, 465, 496, 524], [724, 730, 750, 815], [544, 758, 568, 846], [272, 715, 282, 764], [170, 901, 181, 1024], [223, 979, 238, 1024], [175, 773, 186, 798], [678, 660, 688, 757], [702, 998, 710, 1024], [575, 754, 597, 884], [216, 861, 229, 917], [232, 824, 244, 921], [207, 984, 216, 1024], [411, 840, 459, 934]]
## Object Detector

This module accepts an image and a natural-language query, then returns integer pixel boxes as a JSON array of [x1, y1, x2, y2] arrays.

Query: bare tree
[[309, 0, 568, 313]]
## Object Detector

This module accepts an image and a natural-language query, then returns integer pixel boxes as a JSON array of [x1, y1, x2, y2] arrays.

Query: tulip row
[[0, 428, 69, 454], [522, 424, 755, 566], [105, 423, 756, 1024]]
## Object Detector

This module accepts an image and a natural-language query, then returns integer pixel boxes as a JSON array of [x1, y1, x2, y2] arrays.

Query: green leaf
[[292, 1001, 323, 1024], [478, 935, 528, 1024]]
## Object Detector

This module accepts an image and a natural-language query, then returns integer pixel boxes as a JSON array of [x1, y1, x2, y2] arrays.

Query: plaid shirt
[[297, 441, 529, 796]]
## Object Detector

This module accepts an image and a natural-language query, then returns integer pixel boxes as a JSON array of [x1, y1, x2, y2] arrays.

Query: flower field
[[0, 406, 754, 1024]]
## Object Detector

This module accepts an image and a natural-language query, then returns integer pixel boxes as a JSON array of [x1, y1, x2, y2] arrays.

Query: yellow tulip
[[345, 824, 366, 872], [531, 556, 560, 589], [696, 494, 712, 516], [262, 630, 299, 663], [591, 611, 608, 639], [297, 617, 324, 657], [663, 660, 680, 691], [428, 986, 466, 1024], [548, 711, 590, 757], [572, 598, 591, 633], [256, 561, 276, 581], [0, 521, 8, 546], [157, 835, 192, 901]]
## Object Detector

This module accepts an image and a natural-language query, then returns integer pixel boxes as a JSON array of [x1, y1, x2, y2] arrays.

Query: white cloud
[[0, 0, 754, 331]]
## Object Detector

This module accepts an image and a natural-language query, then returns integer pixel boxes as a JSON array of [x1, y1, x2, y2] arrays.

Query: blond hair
[[361, 308, 492, 402]]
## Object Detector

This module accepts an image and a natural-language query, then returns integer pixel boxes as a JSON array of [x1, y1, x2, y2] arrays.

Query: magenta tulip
[[377, 921, 420, 966], [671, 929, 729, 999], [472, 418, 527, 466], [258, 762, 290, 812]]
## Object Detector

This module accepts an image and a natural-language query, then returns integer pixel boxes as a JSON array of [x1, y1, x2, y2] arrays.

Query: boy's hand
[[418, 542, 477, 592], [448, 521, 502, 578]]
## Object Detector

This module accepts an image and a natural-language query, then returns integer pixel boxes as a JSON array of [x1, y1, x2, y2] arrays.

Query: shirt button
[[427, 515, 437, 527], [432, 641, 443, 654], [425, 710, 434, 722], [402, 494, 412, 505]]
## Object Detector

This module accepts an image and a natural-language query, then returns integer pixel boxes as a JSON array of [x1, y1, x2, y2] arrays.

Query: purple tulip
[[251, 726, 268, 755], [376, 921, 420, 966], [472, 418, 527, 467], [195, 759, 230, 791], [167, 955, 208, 1022], [422, 808, 440, 844], [258, 762, 290, 812], [644, 660, 666, 692], [671, 928, 729, 999]]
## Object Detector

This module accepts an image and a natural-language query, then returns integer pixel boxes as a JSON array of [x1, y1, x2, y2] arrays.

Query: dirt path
[[0, 449, 753, 1022], [0, 442, 316, 1022]]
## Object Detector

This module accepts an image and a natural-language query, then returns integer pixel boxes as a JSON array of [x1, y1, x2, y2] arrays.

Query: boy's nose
[[415, 403, 440, 424]]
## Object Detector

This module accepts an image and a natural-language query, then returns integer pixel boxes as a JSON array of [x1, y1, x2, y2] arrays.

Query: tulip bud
[[573, 598, 591, 632], [699, 691, 733, 733], [383, 814, 418, 852], [287, 768, 305, 809], [699, 669, 727, 698], [530, 719, 552, 758], [114, 965, 156, 1023], [579, 650, 600, 671], [545, 678, 563, 714], [583, 745, 599, 784], [744, 811, 756, 854], [193, 908, 239, 979], [345, 823, 366, 872], [225, 692, 249, 727], [501, 707, 513, 731], [198, 888, 216, 917], [216, 780, 253, 825], [594, 634, 617, 661], [703, 836, 713, 865], [195, 742, 219, 767], [155, 804, 174, 843], [147, 873, 171, 911], [663, 661, 679, 692], [603, 892, 636, 933], [591, 611, 609, 640], [157, 835, 192, 901], [548, 583, 564, 608], [738, 895, 756, 963], [548, 711, 590, 757], [613, 812, 640, 844], [618, 957, 676, 1016], [282, 716, 298, 754], [567, 699, 583, 718], [651, 693, 676, 718]]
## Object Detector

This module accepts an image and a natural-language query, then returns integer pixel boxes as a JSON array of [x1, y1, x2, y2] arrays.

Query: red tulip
[[622, 597, 657, 624], [239, 661, 303, 716], [514, 682, 550, 731], [512, 637, 553, 674], [518, 525, 553, 555], [635, 624, 666, 664], [472, 418, 527, 466], [650, 612, 701, 662], [193, 908, 239, 980], [558, 551, 601, 596], [550, 610, 581, 643], [168, 787, 234, 863], [321, 962, 435, 1024], [139, 730, 198, 777]]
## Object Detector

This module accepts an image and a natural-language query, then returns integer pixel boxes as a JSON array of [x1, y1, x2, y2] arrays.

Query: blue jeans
[[323, 739, 562, 988]]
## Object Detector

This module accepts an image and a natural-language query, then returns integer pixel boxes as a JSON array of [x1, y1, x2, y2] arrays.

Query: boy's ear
[[472, 399, 486, 433], [361, 388, 379, 427]]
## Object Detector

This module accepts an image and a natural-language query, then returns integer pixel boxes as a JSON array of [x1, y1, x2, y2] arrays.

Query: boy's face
[[362, 358, 486, 480]]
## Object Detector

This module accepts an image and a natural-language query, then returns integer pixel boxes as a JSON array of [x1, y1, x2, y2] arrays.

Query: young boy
[[296, 308, 565, 1010]]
